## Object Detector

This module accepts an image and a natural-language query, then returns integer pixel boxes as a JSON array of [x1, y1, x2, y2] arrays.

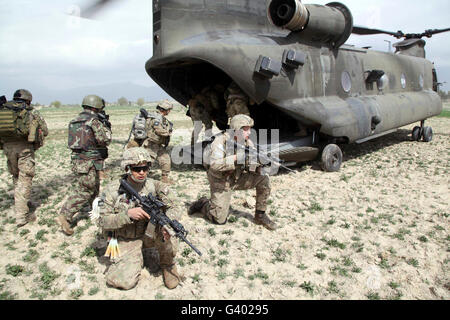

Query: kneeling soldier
[[94, 148, 180, 290], [189, 114, 276, 230]]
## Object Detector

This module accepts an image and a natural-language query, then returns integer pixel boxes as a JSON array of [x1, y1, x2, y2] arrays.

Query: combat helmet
[[230, 114, 254, 130], [82, 94, 105, 110], [157, 100, 173, 111], [121, 147, 153, 171], [13, 89, 33, 102]]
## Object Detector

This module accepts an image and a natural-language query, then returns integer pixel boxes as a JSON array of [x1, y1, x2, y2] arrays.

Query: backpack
[[131, 110, 161, 140], [0, 101, 32, 140], [68, 112, 98, 151], [131, 113, 148, 140]]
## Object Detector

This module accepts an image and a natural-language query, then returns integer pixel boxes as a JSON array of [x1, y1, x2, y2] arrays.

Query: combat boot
[[56, 215, 74, 236], [162, 265, 180, 289], [254, 210, 277, 230], [16, 220, 28, 228], [188, 197, 209, 215]]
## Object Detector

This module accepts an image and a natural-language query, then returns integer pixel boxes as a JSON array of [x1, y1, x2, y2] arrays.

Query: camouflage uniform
[[190, 115, 276, 229], [0, 91, 48, 226], [59, 108, 111, 229], [188, 87, 221, 144], [94, 147, 180, 290], [224, 81, 251, 119], [98, 177, 178, 290], [131, 102, 173, 183], [198, 130, 271, 224]]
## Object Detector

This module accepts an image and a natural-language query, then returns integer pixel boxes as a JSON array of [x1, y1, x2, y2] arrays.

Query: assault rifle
[[119, 178, 202, 256], [98, 110, 111, 129], [0, 95, 6, 107], [233, 140, 296, 173], [139, 108, 149, 119]]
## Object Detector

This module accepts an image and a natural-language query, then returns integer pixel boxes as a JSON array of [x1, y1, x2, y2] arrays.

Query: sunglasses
[[130, 166, 150, 173]]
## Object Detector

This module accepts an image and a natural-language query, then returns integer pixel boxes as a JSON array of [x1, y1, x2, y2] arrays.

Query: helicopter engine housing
[[268, 0, 353, 48]]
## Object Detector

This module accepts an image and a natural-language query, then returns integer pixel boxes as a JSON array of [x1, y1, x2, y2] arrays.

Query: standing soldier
[[188, 114, 277, 230], [188, 85, 228, 144], [224, 81, 252, 119], [188, 87, 216, 145], [57, 94, 112, 236], [127, 100, 173, 184], [0, 89, 48, 227], [94, 147, 180, 290]]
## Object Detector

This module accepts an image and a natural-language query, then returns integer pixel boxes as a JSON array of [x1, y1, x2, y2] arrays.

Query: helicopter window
[[419, 74, 424, 89], [341, 71, 352, 93], [377, 74, 389, 91], [401, 74, 407, 89]]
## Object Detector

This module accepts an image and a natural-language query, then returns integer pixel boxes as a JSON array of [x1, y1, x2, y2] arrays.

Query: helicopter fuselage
[[146, 0, 442, 145]]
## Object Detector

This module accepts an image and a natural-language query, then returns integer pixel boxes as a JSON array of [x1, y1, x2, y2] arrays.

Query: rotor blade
[[352, 26, 404, 39], [80, 0, 118, 18], [420, 28, 450, 38]]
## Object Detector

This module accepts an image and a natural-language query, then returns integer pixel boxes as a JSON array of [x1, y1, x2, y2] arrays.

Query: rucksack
[[131, 109, 161, 140], [0, 101, 32, 140], [68, 112, 98, 151], [131, 113, 148, 140]]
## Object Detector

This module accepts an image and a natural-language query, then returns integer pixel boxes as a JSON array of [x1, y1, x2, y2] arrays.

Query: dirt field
[[0, 103, 448, 300]]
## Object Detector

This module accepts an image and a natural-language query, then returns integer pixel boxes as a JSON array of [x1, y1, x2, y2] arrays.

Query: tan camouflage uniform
[[224, 81, 251, 119], [188, 87, 221, 144], [199, 131, 270, 224], [60, 109, 112, 224], [1, 108, 48, 226], [143, 112, 172, 182], [98, 177, 178, 290]]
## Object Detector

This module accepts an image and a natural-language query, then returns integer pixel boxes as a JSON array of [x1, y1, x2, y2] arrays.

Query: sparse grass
[[322, 238, 346, 250], [300, 281, 315, 296], [309, 202, 323, 213], [38, 262, 60, 290], [5, 264, 24, 277], [407, 258, 419, 268], [23, 249, 39, 263], [438, 109, 450, 118], [366, 291, 380, 300], [70, 289, 83, 300], [0, 105, 448, 300], [88, 287, 99, 296]]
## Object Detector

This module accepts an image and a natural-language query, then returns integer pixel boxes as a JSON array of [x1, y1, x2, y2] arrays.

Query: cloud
[[0, 0, 449, 93]]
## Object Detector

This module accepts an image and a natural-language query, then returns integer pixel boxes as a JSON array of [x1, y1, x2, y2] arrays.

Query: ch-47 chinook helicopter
[[83, 0, 449, 172]]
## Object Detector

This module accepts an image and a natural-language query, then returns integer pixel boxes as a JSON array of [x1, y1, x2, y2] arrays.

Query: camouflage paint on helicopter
[[146, 0, 446, 171]]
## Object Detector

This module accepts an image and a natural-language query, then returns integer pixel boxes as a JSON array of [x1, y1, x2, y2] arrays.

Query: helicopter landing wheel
[[412, 126, 422, 142], [422, 126, 433, 142], [320, 144, 343, 172]]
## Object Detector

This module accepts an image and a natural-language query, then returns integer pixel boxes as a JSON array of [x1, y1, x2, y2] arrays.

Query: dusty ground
[[0, 103, 448, 300]]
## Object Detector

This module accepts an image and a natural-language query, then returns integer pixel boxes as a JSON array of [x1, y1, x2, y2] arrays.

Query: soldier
[[57, 94, 112, 235], [95, 147, 180, 290], [127, 100, 173, 184], [188, 114, 277, 230], [224, 81, 252, 119], [188, 85, 227, 145], [0, 89, 48, 227]]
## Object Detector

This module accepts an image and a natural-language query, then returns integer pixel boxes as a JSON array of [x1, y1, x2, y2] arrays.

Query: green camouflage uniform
[[200, 131, 270, 224], [60, 109, 111, 222], [224, 81, 251, 119], [97, 177, 178, 290], [0, 103, 48, 226]]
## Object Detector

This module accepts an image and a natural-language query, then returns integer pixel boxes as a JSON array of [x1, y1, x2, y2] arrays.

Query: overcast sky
[[1, 0, 449, 101]]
